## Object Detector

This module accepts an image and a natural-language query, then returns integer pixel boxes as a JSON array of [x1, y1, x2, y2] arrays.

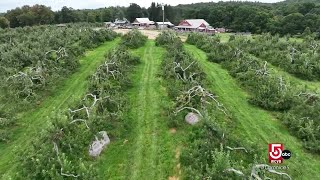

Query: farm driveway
[[98, 40, 176, 180], [115, 29, 187, 41]]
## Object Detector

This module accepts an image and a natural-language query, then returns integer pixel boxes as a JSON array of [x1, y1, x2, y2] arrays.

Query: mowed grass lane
[[265, 59, 320, 91], [98, 41, 177, 180], [246, 54, 320, 91], [185, 44, 320, 179], [0, 39, 120, 178]]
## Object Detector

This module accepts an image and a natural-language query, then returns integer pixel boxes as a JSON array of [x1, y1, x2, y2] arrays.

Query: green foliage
[[0, 112, 15, 143], [282, 95, 320, 153], [187, 32, 320, 153], [155, 30, 182, 48], [159, 36, 205, 119], [247, 76, 294, 111], [180, 120, 253, 180], [188, 33, 294, 111], [5, 5, 54, 27], [0, 24, 117, 100], [4, 1, 320, 35], [18, 47, 140, 179], [249, 33, 320, 81], [0, 24, 117, 142], [121, 29, 147, 49], [186, 33, 220, 53], [126, 3, 143, 22], [156, 32, 257, 179], [0, 17, 9, 28]]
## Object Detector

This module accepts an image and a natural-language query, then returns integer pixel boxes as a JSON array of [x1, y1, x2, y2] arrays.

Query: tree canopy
[[3, 1, 320, 36]]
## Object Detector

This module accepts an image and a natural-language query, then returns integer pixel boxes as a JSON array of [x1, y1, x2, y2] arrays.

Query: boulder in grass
[[185, 112, 200, 125], [89, 131, 110, 157]]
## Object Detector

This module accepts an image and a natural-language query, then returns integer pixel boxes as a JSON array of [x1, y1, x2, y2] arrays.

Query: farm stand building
[[175, 19, 215, 33], [114, 18, 130, 27], [132, 18, 155, 27], [156, 21, 174, 29]]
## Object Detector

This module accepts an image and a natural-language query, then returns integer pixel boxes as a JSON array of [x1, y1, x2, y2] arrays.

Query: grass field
[[185, 44, 320, 179], [97, 40, 181, 180], [0, 39, 120, 179]]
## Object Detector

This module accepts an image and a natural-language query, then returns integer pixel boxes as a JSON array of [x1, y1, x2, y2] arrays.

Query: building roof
[[135, 18, 151, 23], [156, 22, 174, 26], [133, 18, 155, 24], [114, 18, 129, 24], [176, 19, 210, 29]]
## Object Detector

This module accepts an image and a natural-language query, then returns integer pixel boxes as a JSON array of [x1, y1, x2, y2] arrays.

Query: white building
[[156, 21, 174, 29], [132, 18, 155, 27]]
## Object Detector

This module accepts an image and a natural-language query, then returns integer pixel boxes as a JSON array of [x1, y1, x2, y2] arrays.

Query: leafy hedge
[[121, 29, 147, 49], [187, 33, 295, 111], [0, 24, 118, 143], [0, 24, 118, 102], [249, 33, 320, 81], [17, 47, 140, 179], [155, 30, 182, 48], [157, 31, 260, 179], [282, 94, 320, 153]]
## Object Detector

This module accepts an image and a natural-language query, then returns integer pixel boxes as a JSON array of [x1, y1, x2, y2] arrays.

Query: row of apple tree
[[16, 30, 147, 179], [187, 32, 320, 153]]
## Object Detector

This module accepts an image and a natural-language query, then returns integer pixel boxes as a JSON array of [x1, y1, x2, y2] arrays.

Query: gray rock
[[89, 131, 110, 157], [185, 112, 200, 125]]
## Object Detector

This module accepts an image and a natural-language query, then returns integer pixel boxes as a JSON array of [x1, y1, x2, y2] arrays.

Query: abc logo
[[281, 150, 291, 160]]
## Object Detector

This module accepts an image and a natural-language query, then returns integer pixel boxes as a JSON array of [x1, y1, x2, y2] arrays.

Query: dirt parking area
[[114, 29, 187, 42]]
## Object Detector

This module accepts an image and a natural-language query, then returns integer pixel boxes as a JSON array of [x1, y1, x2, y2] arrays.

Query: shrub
[[121, 29, 147, 49], [155, 30, 182, 48]]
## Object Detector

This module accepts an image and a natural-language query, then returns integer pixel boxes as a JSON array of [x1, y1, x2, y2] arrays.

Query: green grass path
[[272, 65, 320, 90], [97, 41, 176, 180], [185, 44, 320, 179], [0, 39, 120, 178]]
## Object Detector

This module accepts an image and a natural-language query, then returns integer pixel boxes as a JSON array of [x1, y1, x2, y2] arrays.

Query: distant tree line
[[1, 1, 320, 36], [176, 1, 320, 35]]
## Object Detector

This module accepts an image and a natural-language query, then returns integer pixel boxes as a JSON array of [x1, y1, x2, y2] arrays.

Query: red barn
[[175, 19, 215, 33]]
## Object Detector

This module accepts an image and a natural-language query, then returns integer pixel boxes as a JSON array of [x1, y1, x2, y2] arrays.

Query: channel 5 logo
[[268, 143, 291, 164]]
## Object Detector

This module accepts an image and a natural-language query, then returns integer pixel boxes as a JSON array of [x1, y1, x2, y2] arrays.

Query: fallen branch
[[173, 61, 196, 82], [295, 92, 318, 103], [94, 61, 121, 80], [234, 48, 243, 58], [177, 85, 228, 116], [226, 146, 248, 153], [224, 168, 245, 176], [45, 47, 68, 61], [70, 119, 90, 129], [69, 106, 90, 119], [295, 92, 318, 98], [278, 76, 287, 92], [69, 93, 110, 127], [289, 47, 297, 64], [53, 142, 79, 178], [255, 61, 269, 76]]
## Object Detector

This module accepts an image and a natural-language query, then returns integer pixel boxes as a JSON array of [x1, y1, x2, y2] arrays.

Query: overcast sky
[[0, 0, 284, 13]]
